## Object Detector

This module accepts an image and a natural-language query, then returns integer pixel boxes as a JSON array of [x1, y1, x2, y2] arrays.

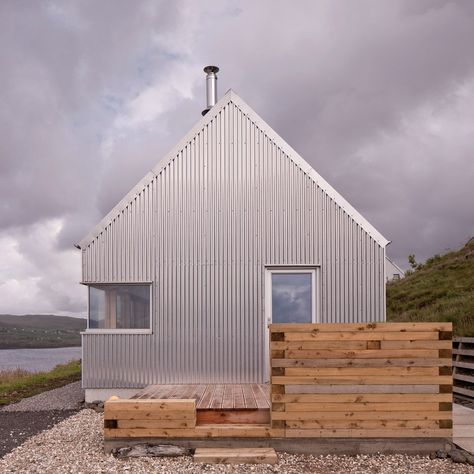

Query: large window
[[88, 284, 151, 330], [266, 268, 319, 324]]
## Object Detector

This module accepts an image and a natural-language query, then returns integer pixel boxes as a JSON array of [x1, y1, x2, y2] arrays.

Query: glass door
[[264, 268, 319, 381]]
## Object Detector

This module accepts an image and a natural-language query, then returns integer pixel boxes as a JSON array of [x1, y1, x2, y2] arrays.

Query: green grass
[[387, 237, 474, 336], [0, 360, 81, 407]]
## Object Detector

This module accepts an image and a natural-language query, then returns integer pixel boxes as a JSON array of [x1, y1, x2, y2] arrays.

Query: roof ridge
[[77, 90, 389, 249]]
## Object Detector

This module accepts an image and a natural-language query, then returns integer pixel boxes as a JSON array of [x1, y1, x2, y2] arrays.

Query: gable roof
[[77, 90, 389, 249]]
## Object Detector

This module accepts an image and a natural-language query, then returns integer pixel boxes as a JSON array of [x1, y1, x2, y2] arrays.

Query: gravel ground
[[0, 410, 78, 458], [1, 409, 474, 474], [0, 382, 84, 457], [1, 381, 84, 412]]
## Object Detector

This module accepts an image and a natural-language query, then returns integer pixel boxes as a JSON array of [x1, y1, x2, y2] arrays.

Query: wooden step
[[197, 408, 270, 425], [193, 447, 277, 464]]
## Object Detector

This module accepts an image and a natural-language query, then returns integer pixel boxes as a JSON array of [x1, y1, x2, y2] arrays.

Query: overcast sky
[[1, 0, 474, 317]]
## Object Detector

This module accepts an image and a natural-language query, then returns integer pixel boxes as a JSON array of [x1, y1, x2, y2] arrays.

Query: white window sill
[[81, 329, 153, 335]]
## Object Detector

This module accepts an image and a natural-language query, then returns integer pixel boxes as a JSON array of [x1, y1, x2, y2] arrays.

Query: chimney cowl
[[202, 65, 219, 116]]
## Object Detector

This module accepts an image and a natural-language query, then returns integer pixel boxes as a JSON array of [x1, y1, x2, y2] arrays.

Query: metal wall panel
[[81, 99, 386, 388]]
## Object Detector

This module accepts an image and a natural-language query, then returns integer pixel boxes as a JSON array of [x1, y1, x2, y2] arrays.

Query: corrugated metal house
[[77, 68, 389, 401]]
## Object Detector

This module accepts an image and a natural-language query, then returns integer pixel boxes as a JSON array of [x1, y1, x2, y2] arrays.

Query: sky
[[1, 0, 474, 317]]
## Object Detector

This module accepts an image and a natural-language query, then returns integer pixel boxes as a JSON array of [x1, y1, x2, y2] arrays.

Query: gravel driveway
[[0, 381, 84, 457], [1, 409, 474, 473]]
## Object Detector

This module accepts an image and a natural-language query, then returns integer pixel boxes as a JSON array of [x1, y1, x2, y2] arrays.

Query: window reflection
[[271, 273, 312, 323], [89, 284, 150, 329]]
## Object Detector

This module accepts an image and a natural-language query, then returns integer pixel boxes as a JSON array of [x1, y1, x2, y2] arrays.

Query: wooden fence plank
[[104, 410, 196, 421], [380, 340, 452, 350], [271, 376, 452, 385], [272, 358, 452, 368], [284, 349, 439, 359], [272, 393, 453, 403], [285, 429, 452, 438], [284, 402, 440, 412], [283, 384, 440, 394], [117, 419, 196, 429], [285, 420, 442, 429], [271, 411, 452, 421], [283, 367, 439, 377], [284, 332, 439, 342], [105, 400, 195, 411], [271, 341, 368, 350], [104, 425, 283, 439], [270, 323, 452, 333]]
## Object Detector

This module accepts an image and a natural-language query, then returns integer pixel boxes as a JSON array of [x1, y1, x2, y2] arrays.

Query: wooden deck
[[133, 384, 271, 410], [104, 323, 453, 451]]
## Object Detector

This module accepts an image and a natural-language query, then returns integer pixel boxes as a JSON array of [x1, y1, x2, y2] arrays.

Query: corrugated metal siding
[[81, 99, 385, 388]]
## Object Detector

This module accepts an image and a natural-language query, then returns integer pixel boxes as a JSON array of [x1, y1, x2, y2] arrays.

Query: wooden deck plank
[[198, 385, 215, 409], [222, 385, 234, 409], [132, 385, 155, 399], [189, 384, 206, 403], [252, 384, 270, 409], [149, 385, 173, 399], [211, 385, 225, 409], [193, 447, 277, 464], [233, 384, 245, 409], [242, 384, 258, 409], [134, 384, 270, 410]]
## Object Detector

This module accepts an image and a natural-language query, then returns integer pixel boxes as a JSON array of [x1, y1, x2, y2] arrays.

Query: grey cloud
[[1, 0, 474, 315]]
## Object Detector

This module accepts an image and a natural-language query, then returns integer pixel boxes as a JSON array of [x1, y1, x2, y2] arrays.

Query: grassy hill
[[387, 238, 474, 336], [0, 314, 86, 349]]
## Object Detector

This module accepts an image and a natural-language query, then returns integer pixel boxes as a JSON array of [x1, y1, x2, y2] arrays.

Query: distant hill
[[387, 238, 474, 336], [0, 314, 86, 349]]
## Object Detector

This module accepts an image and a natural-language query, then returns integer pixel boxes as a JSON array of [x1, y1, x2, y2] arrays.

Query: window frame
[[84, 282, 153, 334], [265, 267, 321, 326]]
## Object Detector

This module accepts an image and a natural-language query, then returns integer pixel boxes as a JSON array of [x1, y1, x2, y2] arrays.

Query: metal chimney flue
[[202, 65, 219, 116]]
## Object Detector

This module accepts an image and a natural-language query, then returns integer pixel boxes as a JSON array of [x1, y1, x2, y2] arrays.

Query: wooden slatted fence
[[453, 337, 474, 400], [270, 322, 453, 438]]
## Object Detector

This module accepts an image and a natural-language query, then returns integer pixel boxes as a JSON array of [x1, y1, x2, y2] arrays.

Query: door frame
[[264, 265, 321, 382]]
